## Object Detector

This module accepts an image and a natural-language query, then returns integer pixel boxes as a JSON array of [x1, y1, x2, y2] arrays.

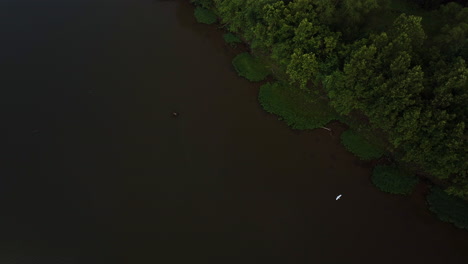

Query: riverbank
[[188, 0, 468, 231]]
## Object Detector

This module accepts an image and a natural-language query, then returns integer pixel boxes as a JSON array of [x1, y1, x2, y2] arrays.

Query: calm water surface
[[1, 0, 467, 263]]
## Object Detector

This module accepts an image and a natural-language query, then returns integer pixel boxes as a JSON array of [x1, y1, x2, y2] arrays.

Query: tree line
[[192, 0, 468, 200]]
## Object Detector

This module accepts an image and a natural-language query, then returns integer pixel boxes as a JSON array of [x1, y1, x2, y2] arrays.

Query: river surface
[[1, 0, 467, 263]]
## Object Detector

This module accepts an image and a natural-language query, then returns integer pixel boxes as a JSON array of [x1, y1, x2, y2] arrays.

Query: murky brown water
[[1, 0, 467, 263]]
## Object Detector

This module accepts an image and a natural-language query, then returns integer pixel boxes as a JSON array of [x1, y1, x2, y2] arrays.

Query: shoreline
[[188, 1, 468, 231]]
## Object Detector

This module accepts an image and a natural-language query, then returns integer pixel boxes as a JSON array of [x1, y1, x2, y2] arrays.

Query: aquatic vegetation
[[427, 187, 468, 230], [194, 7, 217, 25], [223, 33, 242, 47], [372, 165, 418, 195], [232, 53, 270, 82], [341, 130, 384, 160], [258, 82, 337, 130]]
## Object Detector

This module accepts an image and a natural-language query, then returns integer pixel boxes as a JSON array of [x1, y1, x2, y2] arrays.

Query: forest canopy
[[191, 0, 468, 200]]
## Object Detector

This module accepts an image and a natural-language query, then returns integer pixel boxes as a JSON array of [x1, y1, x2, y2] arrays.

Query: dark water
[[1, 0, 467, 263]]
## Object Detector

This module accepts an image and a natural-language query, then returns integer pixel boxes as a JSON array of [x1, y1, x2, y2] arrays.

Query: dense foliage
[[341, 130, 385, 160], [427, 187, 468, 230], [194, 6, 217, 24], [232, 53, 270, 82], [259, 82, 337, 129], [372, 165, 419, 194], [189, 0, 468, 227], [194, 0, 468, 201]]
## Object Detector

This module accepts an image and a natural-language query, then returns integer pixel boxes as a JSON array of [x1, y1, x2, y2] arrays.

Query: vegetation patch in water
[[341, 130, 384, 160], [259, 82, 337, 130], [427, 187, 468, 230], [194, 7, 217, 25], [372, 165, 418, 195], [223, 33, 242, 47], [232, 52, 270, 82]]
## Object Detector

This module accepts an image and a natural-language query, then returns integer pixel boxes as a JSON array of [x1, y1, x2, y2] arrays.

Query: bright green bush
[[258, 82, 337, 129], [194, 7, 217, 25], [223, 33, 242, 47], [232, 53, 270, 82], [341, 130, 384, 160], [427, 187, 468, 230], [372, 165, 419, 195]]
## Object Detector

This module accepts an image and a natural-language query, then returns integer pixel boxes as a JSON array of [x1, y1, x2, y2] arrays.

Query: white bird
[[336, 194, 342, 200]]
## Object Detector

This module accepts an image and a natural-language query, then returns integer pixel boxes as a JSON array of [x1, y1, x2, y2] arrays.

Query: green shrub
[[194, 7, 217, 25], [232, 53, 270, 82], [259, 82, 337, 129], [372, 165, 418, 195], [427, 186, 468, 230], [341, 130, 384, 160], [223, 33, 242, 47]]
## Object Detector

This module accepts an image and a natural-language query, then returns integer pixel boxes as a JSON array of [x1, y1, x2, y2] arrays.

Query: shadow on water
[[0, 0, 467, 263]]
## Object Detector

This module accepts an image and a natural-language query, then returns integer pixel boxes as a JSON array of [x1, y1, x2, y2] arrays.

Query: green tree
[[326, 14, 426, 140], [286, 50, 319, 89], [433, 3, 468, 59], [339, 0, 380, 24], [401, 57, 467, 182]]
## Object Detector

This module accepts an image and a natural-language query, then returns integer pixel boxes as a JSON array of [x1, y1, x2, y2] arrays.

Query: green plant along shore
[[190, 0, 468, 229], [372, 165, 419, 195], [341, 130, 385, 160], [193, 6, 217, 24], [223, 33, 242, 47], [259, 82, 337, 129], [232, 53, 270, 82], [427, 187, 468, 230]]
